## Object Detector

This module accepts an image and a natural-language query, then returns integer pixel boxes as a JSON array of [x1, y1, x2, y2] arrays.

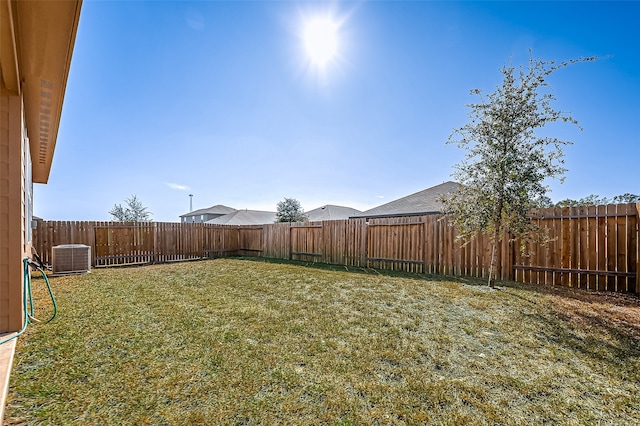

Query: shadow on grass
[[229, 256, 640, 304], [496, 279, 640, 337], [231, 255, 491, 286], [498, 277, 640, 306], [542, 309, 639, 377], [513, 295, 640, 384], [484, 277, 640, 376]]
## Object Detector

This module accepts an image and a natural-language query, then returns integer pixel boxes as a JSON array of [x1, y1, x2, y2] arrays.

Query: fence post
[[153, 222, 158, 264], [288, 223, 292, 261], [362, 219, 368, 268]]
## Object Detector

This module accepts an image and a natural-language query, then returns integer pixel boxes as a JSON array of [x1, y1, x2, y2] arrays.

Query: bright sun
[[303, 17, 339, 67]]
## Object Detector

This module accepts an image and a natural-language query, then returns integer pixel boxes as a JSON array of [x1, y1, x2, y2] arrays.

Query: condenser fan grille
[[52, 244, 91, 275]]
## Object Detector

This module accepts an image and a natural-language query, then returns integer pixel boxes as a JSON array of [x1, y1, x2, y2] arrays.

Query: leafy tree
[[555, 193, 639, 207], [612, 193, 640, 204], [555, 194, 609, 207], [275, 198, 307, 223], [578, 194, 609, 206], [533, 195, 554, 208], [554, 198, 580, 207], [109, 195, 153, 222], [442, 54, 595, 287]]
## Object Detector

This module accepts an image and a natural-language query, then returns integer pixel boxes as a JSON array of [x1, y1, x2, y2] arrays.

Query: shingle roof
[[180, 204, 236, 218], [306, 205, 362, 221], [206, 210, 277, 225], [351, 181, 461, 219]]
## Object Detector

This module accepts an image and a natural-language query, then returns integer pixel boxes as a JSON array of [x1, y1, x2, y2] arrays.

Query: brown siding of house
[[0, 81, 28, 333]]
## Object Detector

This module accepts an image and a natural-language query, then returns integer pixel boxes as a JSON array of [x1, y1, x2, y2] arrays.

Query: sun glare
[[303, 17, 339, 68]]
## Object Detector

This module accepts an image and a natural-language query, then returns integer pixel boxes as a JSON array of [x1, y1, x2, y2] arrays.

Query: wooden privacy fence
[[33, 221, 239, 267], [33, 202, 639, 293], [514, 203, 639, 293]]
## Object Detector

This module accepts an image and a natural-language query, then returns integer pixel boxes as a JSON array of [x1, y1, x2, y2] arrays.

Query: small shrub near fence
[[33, 202, 639, 293]]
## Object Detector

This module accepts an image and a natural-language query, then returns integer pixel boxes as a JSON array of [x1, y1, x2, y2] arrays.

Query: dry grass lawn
[[5, 258, 640, 425]]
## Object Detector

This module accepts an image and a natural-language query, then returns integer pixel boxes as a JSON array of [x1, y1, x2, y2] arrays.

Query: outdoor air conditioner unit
[[52, 244, 91, 275]]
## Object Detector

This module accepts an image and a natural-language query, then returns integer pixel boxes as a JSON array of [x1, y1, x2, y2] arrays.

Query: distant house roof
[[306, 205, 362, 221], [351, 181, 462, 219], [206, 210, 277, 225], [180, 205, 236, 218]]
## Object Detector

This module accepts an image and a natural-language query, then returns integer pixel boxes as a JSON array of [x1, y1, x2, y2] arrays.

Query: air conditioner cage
[[52, 244, 91, 275]]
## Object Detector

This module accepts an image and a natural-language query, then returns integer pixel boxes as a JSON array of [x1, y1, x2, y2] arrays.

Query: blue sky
[[36, 1, 639, 222]]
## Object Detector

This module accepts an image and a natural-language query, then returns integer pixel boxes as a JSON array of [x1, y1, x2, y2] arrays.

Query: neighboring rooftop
[[351, 181, 462, 219], [184, 186, 464, 223], [206, 210, 277, 225], [180, 205, 237, 218], [306, 205, 362, 221]]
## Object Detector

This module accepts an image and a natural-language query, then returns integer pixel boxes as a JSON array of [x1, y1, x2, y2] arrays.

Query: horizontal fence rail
[[33, 202, 639, 294]]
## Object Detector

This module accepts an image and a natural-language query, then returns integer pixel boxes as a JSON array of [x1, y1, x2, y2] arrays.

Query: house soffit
[[11, 0, 82, 184]]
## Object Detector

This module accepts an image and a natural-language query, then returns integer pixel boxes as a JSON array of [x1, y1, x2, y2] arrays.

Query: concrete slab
[[0, 333, 17, 424]]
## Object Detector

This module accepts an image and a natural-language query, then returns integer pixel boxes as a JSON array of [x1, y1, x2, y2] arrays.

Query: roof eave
[[12, 0, 83, 183]]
